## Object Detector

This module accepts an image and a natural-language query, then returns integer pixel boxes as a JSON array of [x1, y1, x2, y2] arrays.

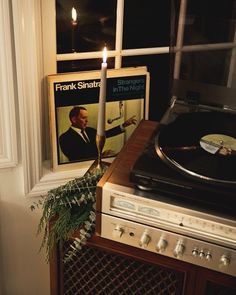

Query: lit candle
[[97, 46, 107, 136], [71, 7, 77, 24], [71, 7, 78, 52]]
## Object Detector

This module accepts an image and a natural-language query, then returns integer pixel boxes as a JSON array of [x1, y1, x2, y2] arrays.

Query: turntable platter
[[155, 111, 236, 185]]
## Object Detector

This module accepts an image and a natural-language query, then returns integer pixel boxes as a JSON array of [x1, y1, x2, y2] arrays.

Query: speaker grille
[[61, 242, 184, 295]]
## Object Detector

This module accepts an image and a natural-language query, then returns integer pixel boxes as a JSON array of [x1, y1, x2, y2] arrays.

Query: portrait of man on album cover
[[57, 101, 141, 165]]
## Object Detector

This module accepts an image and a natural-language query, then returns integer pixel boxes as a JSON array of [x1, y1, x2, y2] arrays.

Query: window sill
[[28, 160, 90, 197]]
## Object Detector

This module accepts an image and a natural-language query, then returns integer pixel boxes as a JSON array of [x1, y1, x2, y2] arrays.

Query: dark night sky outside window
[[175, 0, 236, 86], [56, 0, 117, 53], [179, 50, 232, 86], [123, 1, 170, 49], [183, 0, 236, 45]]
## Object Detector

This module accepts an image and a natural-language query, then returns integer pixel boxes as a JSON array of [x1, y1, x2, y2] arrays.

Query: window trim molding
[[0, 0, 18, 168], [12, 0, 88, 197]]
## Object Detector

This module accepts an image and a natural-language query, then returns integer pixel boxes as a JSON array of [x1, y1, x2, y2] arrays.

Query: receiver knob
[[156, 237, 168, 253], [206, 252, 212, 261], [192, 248, 198, 257], [139, 231, 151, 248], [219, 254, 230, 267], [199, 250, 205, 259], [112, 225, 124, 238], [173, 240, 185, 258]]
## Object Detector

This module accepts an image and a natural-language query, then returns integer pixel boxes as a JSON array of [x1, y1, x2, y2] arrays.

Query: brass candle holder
[[86, 134, 108, 175], [95, 134, 106, 171]]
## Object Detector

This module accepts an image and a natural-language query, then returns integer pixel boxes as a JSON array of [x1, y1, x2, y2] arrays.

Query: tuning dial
[[112, 225, 124, 238], [219, 254, 230, 267], [173, 240, 185, 258], [139, 231, 151, 248], [156, 237, 168, 253]]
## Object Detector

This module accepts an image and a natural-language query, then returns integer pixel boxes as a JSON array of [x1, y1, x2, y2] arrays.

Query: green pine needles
[[31, 169, 105, 263]]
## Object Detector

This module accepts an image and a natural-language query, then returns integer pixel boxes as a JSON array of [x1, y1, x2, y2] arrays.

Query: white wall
[[0, 1, 50, 293], [0, 166, 50, 295]]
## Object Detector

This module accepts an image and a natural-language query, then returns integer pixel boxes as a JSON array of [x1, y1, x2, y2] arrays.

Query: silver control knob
[[156, 237, 168, 253], [192, 248, 198, 257], [219, 254, 230, 267], [139, 231, 151, 248], [199, 251, 205, 259], [112, 225, 124, 238], [206, 252, 212, 261], [173, 240, 185, 258]]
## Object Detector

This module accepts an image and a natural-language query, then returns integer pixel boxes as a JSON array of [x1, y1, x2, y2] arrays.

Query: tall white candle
[[71, 7, 78, 52], [97, 46, 107, 136]]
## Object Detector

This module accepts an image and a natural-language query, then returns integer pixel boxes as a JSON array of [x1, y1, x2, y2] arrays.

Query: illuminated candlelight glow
[[71, 7, 78, 52], [97, 46, 108, 136], [71, 7, 78, 25]]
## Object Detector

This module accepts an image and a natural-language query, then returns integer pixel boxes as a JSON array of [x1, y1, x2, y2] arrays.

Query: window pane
[[179, 49, 232, 86], [123, 54, 171, 120], [56, 0, 117, 53], [184, 0, 236, 45], [123, 0, 171, 49]]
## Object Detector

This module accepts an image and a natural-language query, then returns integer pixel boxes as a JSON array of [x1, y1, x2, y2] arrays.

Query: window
[[53, 0, 236, 115], [13, 0, 236, 196], [173, 0, 236, 87], [54, 0, 171, 121]]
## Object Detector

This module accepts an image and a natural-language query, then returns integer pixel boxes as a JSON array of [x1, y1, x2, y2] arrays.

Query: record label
[[200, 134, 236, 156]]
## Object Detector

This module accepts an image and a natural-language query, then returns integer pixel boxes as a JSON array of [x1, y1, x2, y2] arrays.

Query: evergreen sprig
[[31, 170, 105, 262]]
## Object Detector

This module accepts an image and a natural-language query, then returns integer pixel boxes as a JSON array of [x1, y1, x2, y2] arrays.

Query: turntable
[[130, 80, 236, 217]]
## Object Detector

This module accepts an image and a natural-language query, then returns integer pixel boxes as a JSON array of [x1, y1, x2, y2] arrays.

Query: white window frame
[[12, 0, 86, 197], [0, 0, 17, 168], [12, 0, 236, 197], [45, 0, 169, 70]]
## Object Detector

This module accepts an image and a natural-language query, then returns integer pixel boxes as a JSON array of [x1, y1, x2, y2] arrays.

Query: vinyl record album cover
[[47, 67, 150, 171]]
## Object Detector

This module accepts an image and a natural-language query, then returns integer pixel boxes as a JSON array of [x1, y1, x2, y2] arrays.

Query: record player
[[96, 120, 236, 277], [130, 79, 236, 217]]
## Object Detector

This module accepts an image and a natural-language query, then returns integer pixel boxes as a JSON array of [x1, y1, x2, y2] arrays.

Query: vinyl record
[[155, 111, 236, 185]]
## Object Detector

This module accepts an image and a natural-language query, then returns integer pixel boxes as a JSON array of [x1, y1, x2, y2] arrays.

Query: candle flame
[[71, 7, 77, 23], [103, 46, 107, 63]]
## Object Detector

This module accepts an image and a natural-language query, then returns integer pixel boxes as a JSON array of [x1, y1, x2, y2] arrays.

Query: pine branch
[[31, 169, 105, 262]]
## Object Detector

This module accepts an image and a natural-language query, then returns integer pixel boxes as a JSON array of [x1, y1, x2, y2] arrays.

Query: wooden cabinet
[[194, 269, 236, 295], [50, 235, 236, 295]]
